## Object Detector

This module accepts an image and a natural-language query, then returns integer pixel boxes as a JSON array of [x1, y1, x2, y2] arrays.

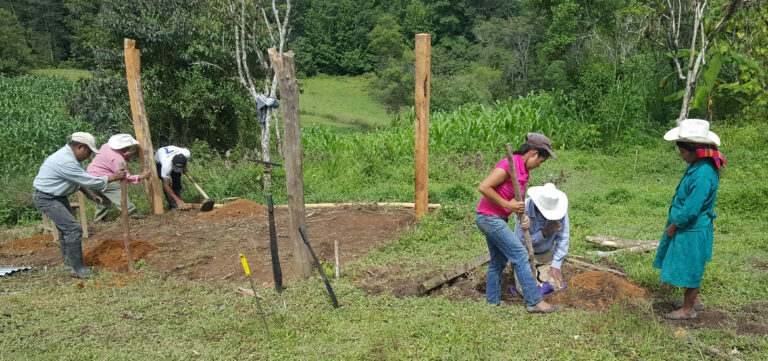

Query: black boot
[[62, 241, 91, 278]]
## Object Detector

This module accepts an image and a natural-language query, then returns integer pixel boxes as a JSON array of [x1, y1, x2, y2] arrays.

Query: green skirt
[[653, 223, 713, 288]]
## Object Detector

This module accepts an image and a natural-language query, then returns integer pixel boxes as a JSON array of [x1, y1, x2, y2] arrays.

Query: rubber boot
[[62, 241, 91, 278]]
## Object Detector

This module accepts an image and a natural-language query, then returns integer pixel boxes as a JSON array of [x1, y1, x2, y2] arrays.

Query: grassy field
[[298, 74, 394, 132], [2, 121, 767, 360], [1, 74, 767, 360]]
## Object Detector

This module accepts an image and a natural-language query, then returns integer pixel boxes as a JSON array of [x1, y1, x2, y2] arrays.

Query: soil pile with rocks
[[197, 199, 268, 220], [549, 270, 647, 309], [83, 239, 156, 270]]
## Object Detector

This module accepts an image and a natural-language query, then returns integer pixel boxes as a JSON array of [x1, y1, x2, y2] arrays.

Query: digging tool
[[264, 194, 283, 293], [239, 253, 270, 336], [246, 158, 284, 167], [119, 162, 134, 272], [298, 226, 339, 308], [505, 143, 538, 280], [185, 173, 214, 211]]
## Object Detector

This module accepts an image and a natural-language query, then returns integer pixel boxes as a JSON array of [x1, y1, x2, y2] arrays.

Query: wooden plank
[[417, 253, 491, 296], [77, 191, 88, 238], [566, 257, 627, 277], [588, 242, 658, 257], [414, 33, 430, 222], [268, 48, 312, 279], [584, 234, 657, 249], [124, 38, 164, 215]]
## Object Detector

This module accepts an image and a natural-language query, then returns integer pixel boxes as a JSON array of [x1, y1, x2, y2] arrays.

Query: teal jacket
[[654, 159, 719, 288]]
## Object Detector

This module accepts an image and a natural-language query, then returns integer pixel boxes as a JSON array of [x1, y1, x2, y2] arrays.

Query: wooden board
[[417, 253, 490, 295]]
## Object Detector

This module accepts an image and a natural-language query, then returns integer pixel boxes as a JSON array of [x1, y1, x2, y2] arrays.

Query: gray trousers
[[33, 190, 82, 263], [92, 181, 136, 222]]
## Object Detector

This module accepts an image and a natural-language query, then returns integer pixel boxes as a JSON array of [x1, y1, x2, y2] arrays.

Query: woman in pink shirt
[[476, 133, 561, 313], [87, 134, 150, 221]]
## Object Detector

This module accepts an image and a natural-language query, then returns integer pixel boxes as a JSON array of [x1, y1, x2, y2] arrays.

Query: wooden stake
[[506, 143, 537, 280], [414, 33, 431, 222], [120, 163, 133, 272], [124, 38, 164, 216], [334, 239, 339, 280], [268, 48, 312, 279], [76, 191, 88, 238]]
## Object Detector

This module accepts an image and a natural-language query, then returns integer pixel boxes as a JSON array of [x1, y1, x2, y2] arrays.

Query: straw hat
[[663, 118, 721, 146], [108, 134, 140, 150], [527, 183, 568, 220]]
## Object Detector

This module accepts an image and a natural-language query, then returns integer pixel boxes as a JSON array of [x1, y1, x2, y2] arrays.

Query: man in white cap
[[87, 134, 151, 221], [154, 145, 191, 210], [33, 132, 126, 277], [512, 183, 570, 294]]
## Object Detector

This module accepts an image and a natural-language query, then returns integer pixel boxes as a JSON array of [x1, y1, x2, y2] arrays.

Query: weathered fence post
[[414, 33, 431, 222], [268, 48, 313, 279], [124, 38, 164, 215]]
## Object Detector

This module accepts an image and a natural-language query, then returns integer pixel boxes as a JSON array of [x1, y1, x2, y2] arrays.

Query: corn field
[[0, 75, 92, 177]]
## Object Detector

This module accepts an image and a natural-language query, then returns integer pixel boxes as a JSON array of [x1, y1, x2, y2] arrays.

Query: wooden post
[[76, 191, 88, 238], [414, 34, 431, 222], [268, 48, 312, 279], [124, 38, 164, 215], [120, 163, 133, 272]]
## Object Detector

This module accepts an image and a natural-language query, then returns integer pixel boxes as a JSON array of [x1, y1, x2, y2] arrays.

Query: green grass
[[29, 68, 92, 81], [2, 121, 767, 360], [298, 74, 393, 132]]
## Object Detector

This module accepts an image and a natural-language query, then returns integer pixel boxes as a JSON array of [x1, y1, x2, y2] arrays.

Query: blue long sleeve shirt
[[513, 198, 570, 269], [33, 145, 108, 196]]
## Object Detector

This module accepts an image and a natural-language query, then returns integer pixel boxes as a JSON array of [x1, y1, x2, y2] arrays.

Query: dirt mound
[[197, 198, 268, 220], [548, 271, 647, 309], [83, 239, 156, 270], [0, 234, 55, 254]]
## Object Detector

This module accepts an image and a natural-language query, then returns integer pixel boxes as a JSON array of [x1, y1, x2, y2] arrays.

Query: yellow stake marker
[[240, 253, 251, 275], [239, 253, 269, 336]]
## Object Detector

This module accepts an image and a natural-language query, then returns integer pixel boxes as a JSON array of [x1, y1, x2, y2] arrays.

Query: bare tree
[[660, 0, 742, 124], [227, 0, 290, 189]]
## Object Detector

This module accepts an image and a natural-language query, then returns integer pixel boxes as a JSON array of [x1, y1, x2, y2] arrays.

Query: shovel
[[185, 173, 215, 211]]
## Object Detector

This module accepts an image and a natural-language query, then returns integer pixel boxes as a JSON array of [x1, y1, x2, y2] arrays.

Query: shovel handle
[[185, 173, 210, 199], [505, 143, 538, 278]]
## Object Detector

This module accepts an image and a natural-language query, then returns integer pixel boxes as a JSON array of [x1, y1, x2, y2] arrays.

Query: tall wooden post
[[268, 48, 312, 279], [414, 34, 431, 222], [124, 39, 164, 215]]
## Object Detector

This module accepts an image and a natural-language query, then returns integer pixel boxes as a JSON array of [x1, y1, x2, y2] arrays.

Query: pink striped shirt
[[86, 144, 140, 184], [476, 154, 529, 218]]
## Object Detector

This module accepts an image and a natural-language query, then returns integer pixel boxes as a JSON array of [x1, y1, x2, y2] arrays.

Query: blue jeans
[[476, 213, 542, 306]]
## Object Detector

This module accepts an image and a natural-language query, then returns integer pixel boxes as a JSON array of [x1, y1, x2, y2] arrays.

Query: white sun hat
[[108, 134, 140, 150], [663, 118, 721, 146], [70, 132, 100, 153], [527, 183, 568, 220]]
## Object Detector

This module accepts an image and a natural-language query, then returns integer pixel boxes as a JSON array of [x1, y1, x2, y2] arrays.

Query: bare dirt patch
[[0, 203, 415, 286], [0, 234, 55, 255], [734, 300, 768, 335], [654, 299, 731, 330]]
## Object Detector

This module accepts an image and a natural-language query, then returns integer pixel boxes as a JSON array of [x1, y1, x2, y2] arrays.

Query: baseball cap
[[524, 133, 557, 159], [70, 132, 100, 154], [171, 154, 187, 173]]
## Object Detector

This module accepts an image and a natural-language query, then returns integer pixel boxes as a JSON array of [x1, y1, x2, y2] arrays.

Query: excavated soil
[[548, 271, 647, 309], [196, 198, 268, 221], [0, 234, 55, 255], [0, 202, 415, 286], [83, 239, 157, 270]]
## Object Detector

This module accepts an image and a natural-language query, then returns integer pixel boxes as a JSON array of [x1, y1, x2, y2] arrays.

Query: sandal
[[663, 309, 697, 320], [672, 300, 704, 310], [526, 304, 561, 314]]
